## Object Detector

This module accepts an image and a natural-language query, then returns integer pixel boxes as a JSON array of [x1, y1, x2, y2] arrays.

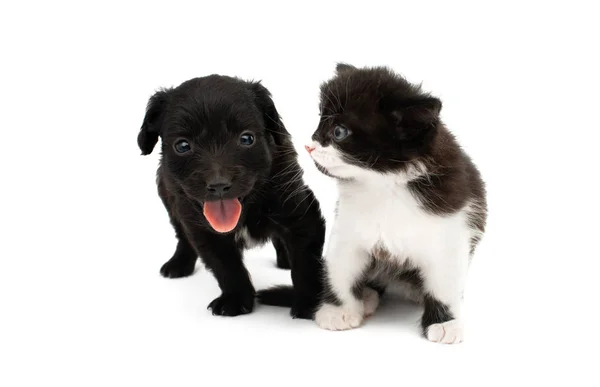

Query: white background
[[1, 1, 599, 386]]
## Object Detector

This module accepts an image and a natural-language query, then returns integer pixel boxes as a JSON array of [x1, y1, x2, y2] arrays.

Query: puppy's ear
[[251, 82, 290, 147], [138, 89, 171, 155], [335, 62, 357, 74]]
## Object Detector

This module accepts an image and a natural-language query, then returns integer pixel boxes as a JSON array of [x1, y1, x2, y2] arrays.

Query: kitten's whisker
[[324, 87, 338, 113], [333, 87, 343, 112], [344, 76, 351, 109], [369, 154, 381, 168]]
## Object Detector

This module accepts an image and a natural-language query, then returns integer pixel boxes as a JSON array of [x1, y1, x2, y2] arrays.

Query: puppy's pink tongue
[[203, 199, 242, 233]]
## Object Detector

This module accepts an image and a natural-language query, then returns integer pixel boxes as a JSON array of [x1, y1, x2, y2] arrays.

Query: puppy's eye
[[333, 126, 351, 141], [174, 140, 191, 154], [239, 132, 255, 147]]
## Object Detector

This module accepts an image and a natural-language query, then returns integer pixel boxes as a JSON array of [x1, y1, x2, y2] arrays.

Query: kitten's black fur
[[315, 63, 486, 252], [138, 75, 325, 319], [316, 63, 486, 335], [261, 64, 487, 335]]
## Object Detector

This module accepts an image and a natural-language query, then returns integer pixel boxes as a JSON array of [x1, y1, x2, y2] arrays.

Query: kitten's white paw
[[315, 304, 364, 331], [363, 288, 380, 317], [426, 319, 464, 344]]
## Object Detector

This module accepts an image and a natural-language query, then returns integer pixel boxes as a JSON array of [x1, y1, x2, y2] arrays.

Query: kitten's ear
[[335, 62, 357, 74], [393, 96, 442, 127], [251, 82, 291, 147], [138, 89, 171, 155], [390, 96, 442, 150]]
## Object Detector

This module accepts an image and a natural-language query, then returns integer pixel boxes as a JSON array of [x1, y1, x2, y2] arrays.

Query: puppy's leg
[[159, 222, 198, 278], [283, 233, 325, 319], [157, 180, 197, 278], [275, 198, 326, 319], [272, 237, 290, 269], [182, 222, 255, 317]]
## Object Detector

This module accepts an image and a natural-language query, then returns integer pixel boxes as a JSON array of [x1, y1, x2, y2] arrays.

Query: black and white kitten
[[306, 64, 487, 344]]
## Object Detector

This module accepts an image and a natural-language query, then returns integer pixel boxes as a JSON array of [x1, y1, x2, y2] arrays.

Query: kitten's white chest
[[337, 178, 467, 263]]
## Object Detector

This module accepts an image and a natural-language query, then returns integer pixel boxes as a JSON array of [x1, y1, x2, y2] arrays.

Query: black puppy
[[138, 75, 325, 318]]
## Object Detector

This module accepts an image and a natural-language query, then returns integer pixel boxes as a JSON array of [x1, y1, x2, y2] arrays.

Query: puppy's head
[[138, 75, 287, 233]]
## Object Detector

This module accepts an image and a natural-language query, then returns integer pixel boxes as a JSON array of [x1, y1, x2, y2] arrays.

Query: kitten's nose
[[305, 145, 315, 154]]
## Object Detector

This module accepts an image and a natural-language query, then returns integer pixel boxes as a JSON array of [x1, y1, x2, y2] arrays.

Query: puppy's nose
[[206, 182, 232, 196], [305, 145, 316, 154]]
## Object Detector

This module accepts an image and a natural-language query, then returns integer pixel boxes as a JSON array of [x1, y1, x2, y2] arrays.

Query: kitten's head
[[307, 63, 442, 180]]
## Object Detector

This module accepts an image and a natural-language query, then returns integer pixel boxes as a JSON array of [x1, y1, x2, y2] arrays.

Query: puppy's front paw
[[160, 257, 196, 278], [426, 319, 464, 344], [208, 292, 254, 316], [291, 296, 318, 320], [315, 304, 364, 331]]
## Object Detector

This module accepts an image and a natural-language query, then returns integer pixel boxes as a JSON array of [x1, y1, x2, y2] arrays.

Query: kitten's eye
[[174, 140, 191, 154], [333, 126, 351, 141], [239, 132, 255, 146]]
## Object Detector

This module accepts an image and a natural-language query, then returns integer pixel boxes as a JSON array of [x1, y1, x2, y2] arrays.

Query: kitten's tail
[[256, 285, 294, 307]]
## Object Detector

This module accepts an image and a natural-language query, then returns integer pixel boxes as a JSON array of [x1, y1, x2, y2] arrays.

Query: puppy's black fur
[[138, 75, 325, 319]]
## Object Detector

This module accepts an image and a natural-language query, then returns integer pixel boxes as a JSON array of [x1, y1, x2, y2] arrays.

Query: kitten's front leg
[[420, 246, 469, 344], [315, 232, 371, 331]]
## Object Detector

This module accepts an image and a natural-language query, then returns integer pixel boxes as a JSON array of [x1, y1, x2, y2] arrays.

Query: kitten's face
[[307, 64, 442, 180]]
